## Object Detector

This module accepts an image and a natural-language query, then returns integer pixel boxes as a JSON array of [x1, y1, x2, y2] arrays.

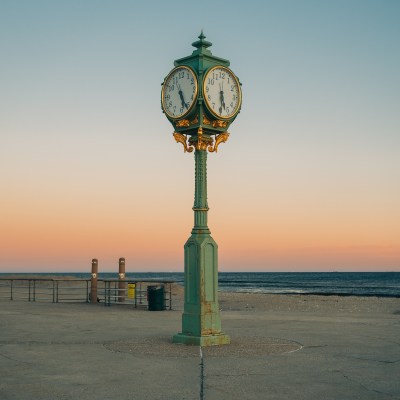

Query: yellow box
[[128, 283, 136, 299]]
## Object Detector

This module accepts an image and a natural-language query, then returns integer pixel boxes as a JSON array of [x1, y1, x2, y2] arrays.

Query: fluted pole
[[192, 149, 210, 234], [173, 148, 230, 346]]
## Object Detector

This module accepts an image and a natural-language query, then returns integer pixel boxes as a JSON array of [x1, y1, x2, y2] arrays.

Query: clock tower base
[[172, 232, 230, 346]]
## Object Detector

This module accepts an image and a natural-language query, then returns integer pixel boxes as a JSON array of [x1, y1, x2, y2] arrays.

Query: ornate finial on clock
[[191, 30, 212, 55]]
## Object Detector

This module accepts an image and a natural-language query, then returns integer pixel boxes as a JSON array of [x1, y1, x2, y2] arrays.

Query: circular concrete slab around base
[[104, 336, 302, 357], [201, 336, 303, 357]]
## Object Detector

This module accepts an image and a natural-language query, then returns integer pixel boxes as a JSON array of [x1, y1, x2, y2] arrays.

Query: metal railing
[[0, 278, 174, 309], [55, 279, 90, 302], [101, 280, 173, 309], [0, 278, 90, 303]]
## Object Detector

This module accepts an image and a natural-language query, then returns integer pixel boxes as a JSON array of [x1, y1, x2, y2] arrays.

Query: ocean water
[[217, 272, 400, 297], [1, 272, 399, 297]]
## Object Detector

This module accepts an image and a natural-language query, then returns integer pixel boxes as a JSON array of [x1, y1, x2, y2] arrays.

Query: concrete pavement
[[0, 300, 399, 399]]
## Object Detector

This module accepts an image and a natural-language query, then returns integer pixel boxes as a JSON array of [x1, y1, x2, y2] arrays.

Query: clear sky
[[1, 0, 399, 272]]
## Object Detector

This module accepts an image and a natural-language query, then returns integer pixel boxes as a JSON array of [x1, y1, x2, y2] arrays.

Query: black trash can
[[147, 285, 165, 311]]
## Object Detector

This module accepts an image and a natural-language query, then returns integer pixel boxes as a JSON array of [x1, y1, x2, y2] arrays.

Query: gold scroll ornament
[[202, 116, 228, 129], [175, 115, 199, 128], [189, 127, 213, 151], [208, 132, 230, 152], [173, 128, 230, 153], [203, 115, 211, 125], [212, 120, 228, 128], [173, 132, 194, 153]]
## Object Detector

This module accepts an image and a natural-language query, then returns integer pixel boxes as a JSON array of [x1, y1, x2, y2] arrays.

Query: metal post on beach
[[90, 258, 98, 304], [118, 257, 126, 303]]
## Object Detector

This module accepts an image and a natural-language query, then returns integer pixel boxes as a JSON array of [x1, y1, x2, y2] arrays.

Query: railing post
[[90, 258, 98, 304], [105, 281, 111, 306], [134, 284, 137, 308], [169, 283, 172, 310], [118, 257, 126, 303]]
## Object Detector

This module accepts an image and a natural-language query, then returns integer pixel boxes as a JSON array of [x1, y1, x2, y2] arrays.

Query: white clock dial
[[162, 66, 198, 119], [203, 66, 241, 119]]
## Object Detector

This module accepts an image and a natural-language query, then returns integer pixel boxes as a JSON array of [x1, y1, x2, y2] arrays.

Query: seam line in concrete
[[199, 346, 204, 400]]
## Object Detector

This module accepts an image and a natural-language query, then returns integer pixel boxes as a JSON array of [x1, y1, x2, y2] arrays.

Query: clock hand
[[221, 81, 226, 109], [177, 83, 190, 109], [219, 88, 226, 115], [178, 89, 186, 109], [179, 92, 190, 109]]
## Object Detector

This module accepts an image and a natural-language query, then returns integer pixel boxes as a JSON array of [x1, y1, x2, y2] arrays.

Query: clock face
[[203, 66, 241, 119], [162, 66, 198, 119]]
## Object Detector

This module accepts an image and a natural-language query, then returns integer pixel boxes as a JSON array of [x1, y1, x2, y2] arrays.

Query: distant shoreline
[[1, 272, 399, 298]]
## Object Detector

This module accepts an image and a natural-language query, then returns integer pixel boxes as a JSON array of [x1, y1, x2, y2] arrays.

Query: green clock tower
[[161, 32, 242, 346]]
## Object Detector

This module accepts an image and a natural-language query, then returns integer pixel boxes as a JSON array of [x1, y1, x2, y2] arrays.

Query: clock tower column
[[161, 32, 242, 346], [173, 147, 229, 346]]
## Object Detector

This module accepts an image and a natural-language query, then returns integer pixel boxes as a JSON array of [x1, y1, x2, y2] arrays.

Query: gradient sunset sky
[[1, 0, 399, 272]]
